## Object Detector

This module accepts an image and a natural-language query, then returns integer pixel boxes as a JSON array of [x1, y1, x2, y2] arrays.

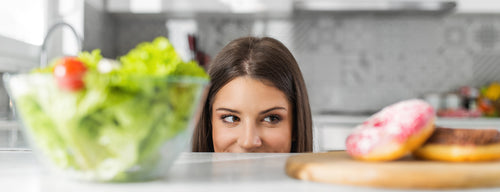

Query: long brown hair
[[192, 36, 313, 152]]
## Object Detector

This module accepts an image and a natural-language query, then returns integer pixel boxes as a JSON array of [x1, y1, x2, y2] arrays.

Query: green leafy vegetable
[[9, 37, 209, 181]]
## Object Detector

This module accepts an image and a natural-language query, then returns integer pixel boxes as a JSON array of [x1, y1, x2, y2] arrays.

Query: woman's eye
[[263, 115, 281, 124], [222, 115, 239, 123]]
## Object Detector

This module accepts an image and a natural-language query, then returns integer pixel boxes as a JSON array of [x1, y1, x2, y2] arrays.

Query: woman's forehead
[[212, 76, 291, 112]]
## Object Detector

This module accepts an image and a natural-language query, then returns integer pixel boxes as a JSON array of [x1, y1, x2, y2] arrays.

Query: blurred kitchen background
[[2, 0, 500, 151]]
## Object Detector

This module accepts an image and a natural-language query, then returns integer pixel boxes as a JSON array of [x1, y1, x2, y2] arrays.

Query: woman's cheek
[[212, 123, 238, 152], [263, 126, 292, 150]]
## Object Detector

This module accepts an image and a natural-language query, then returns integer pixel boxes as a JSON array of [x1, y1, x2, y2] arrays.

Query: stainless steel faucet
[[40, 22, 82, 68]]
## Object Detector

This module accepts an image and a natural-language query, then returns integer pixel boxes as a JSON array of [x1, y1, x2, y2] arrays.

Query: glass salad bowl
[[4, 73, 208, 182]]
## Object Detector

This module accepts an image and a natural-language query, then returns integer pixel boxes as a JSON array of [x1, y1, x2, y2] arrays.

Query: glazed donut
[[413, 127, 500, 162], [346, 99, 435, 161]]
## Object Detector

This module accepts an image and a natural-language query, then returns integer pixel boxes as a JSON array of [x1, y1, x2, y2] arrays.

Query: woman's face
[[211, 76, 293, 153]]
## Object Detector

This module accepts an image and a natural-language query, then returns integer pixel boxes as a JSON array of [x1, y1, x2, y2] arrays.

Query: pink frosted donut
[[346, 99, 435, 161]]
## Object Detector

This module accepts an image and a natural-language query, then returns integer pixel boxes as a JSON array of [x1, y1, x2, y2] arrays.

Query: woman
[[192, 36, 313, 153]]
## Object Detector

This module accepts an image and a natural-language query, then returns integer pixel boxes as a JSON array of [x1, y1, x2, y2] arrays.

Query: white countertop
[[1, 150, 499, 192]]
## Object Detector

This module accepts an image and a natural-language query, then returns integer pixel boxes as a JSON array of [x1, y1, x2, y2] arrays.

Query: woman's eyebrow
[[260, 107, 286, 115], [215, 108, 241, 114]]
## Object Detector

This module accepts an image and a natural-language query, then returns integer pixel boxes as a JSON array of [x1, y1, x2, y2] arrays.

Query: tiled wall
[[83, 2, 500, 114], [195, 13, 500, 114]]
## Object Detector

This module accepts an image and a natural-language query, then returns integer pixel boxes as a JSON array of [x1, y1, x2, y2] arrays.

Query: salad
[[6, 37, 209, 181]]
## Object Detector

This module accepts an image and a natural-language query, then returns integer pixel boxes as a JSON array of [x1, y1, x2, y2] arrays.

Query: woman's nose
[[238, 122, 262, 150]]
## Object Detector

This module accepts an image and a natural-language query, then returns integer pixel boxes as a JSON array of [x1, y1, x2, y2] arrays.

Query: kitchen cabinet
[[106, 0, 292, 14], [313, 115, 367, 151], [313, 115, 500, 151], [108, 0, 500, 15], [456, 0, 500, 13]]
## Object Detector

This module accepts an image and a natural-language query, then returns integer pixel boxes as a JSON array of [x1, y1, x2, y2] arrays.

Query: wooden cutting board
[[285, 151, 500, 189]]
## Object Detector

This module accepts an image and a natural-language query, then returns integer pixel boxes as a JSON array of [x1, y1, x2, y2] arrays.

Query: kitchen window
[[0, 0, 46, 71], [0, 0, 47, 149]]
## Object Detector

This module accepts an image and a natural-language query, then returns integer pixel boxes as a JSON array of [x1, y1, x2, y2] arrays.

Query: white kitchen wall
[[83, 1, 500, 114]]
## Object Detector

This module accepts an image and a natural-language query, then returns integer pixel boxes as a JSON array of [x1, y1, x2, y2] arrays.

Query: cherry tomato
[[53, 57, 87, 91]]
